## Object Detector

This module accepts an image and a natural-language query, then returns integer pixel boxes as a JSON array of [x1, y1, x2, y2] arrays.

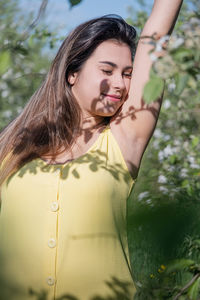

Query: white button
[[48, 238, 56, 248], [51, 202, 59, 212], [46, 276, 55, 286]]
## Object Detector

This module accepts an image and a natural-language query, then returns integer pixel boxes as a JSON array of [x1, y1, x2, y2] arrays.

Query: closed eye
[[123, 73, 132, 78], [102, 69, 132, 78], [102, 70, 112, 75]]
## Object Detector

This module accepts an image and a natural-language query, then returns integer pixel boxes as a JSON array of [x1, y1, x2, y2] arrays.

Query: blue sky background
[[19, 0, 153, 37]]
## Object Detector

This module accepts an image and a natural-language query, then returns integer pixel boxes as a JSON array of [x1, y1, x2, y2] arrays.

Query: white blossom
[[163, 145, 176, 157], [180, 168, 188, 178], [40, 68, 47, 74], [182, 141, 189, 150], [155, 44, 163, 52], [163, 99, 171, 110], [168, 82, 176, 92], [170, 187, 181, 196], [150, 53, 158, 62], [180, 23, 191, 31], [3, 110, 12, 118], [166, 120, 174, 127], [2, 68, 13, 79], [178, 100, 184, 108], [15, 72, 22, 78], [181, 127, 188, 133], [171, 37, 184, 49], [190, 163, 200, 169], [3, 39, 9, 45], [187, 156, 195, 164], [135, 281, 142, 288], [190, 17, 200, 25], [138, 191, 149, 201], [153, 139, 159, 149], [159, 186, 168, 194], [158, 150, 164, 161], [154, 128, 163, 139], [0, 82, 8, 90], [163, 134, 170, 141], [146, 199, 152, 204], [174, 140, 181, 146], [158, 175, 167, 184], [0, 24, 6, 30], [156, 35, 170, 49], [190, 134, 196, 139], [167, 166, 175, 172], [17, 107, 23, 114], [1, 90, 9, 98]]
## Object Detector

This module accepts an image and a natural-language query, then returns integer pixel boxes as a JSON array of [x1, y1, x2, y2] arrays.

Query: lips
[[102, 93, 121, 102]]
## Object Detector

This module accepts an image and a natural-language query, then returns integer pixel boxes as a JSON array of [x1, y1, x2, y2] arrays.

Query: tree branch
[[21, 0, 49, 41], [173, 273, 200, 300]]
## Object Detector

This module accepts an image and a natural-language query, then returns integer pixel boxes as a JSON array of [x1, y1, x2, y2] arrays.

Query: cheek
[[79, 77, 100, 102], [125, 79, 131, 93], [100, 79, 110, 94]]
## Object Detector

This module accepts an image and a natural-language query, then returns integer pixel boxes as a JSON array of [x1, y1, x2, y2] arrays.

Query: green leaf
[[13, 44, 29, 55], [72, 169, 80, 178], [165, 259, 195, 274], [182, 179, 189, 188], [188, 277, 200, 300], [68, 0, 82, 7], [193, 240, 200, 246], [175, 73, 189, 95], [89, 163, 97, 172], [192, 137, 199, 148], [169, 154, 177, 164], [0, 51, 11, 75], [143, 76, 164, 103], [172, 47, 193, 61]]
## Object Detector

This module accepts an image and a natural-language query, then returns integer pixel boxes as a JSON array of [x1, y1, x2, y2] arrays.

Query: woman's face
[[68, 39, 133, 118]]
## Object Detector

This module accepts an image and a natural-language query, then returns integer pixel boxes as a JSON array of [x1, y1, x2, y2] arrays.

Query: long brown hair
[[0, 15, 136, 186]]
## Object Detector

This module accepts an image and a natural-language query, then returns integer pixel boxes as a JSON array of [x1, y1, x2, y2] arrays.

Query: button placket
[[51, 201, 59, 212], [48, 238, 56, 248], [46, 276, 55, 286], [45, 166, 61, 295]]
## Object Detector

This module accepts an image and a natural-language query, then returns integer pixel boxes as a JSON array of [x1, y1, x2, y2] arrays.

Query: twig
[[21, 0, 48, 41], [173, 273, 200, 300]]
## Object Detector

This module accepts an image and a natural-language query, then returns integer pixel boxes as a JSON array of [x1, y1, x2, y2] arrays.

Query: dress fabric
[[0, 125, 136, 300]]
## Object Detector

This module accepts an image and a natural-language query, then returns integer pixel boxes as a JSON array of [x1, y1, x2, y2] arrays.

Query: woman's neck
[[74, 115, 108, 135]]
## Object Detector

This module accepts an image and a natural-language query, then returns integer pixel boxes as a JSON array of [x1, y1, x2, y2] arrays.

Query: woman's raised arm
[[110, 0, 183, 167]]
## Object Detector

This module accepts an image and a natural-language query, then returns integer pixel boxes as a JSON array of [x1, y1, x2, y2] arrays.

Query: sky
[[19, 0, 153, 37]]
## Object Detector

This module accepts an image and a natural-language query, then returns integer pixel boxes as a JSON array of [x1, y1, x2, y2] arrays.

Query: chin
[[95, 110, 119, 117], [95, 104, 122, 117]]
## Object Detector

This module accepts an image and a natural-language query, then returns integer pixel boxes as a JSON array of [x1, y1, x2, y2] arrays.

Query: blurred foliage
[[0, 0, 83, 130], [126, 0, 200, 299], [0, 0, 59, 129]]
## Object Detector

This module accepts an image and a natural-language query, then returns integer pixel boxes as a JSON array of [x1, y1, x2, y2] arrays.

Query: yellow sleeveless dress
[[0, 125, 136, 300]]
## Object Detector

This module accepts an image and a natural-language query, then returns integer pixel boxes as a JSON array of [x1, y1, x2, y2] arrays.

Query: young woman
[[0, 1, 183, 299]]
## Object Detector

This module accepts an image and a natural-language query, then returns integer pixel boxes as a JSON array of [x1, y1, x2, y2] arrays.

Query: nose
[[112, 73, 126, 91]]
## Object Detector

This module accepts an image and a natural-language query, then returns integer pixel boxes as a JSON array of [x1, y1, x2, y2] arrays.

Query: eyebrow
[[98, 61, 133, 70]]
